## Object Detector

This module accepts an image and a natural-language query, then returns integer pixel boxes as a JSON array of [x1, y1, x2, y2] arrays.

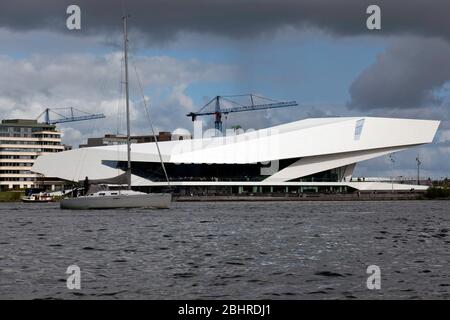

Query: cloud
[[0, 53, 237, 147], [0, 1, 448, 178], [438, 130, 450, 143], [347, 37, 450, 110], [1, 1, 450, 43], [348, 81, 450, 179]]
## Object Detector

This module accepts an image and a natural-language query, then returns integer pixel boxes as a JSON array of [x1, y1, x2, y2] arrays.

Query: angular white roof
[[32, 116, 440, 184]]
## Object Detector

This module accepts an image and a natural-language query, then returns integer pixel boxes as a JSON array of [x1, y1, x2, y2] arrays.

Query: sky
[[0, 0, 449, 179]]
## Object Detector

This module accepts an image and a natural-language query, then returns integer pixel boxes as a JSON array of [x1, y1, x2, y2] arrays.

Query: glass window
[[354, 119, 365, 141]]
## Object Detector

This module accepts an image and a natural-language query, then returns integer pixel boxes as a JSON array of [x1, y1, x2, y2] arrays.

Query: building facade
[[0, 119, 66, 191], [78, 132, 176, 148], [32, 117, 440, 192]]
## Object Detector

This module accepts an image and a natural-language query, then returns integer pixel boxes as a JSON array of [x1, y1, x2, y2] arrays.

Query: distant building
[[0, 119, 67, 191], [171, 128, 192, 141], [78, 131, 185, 148]]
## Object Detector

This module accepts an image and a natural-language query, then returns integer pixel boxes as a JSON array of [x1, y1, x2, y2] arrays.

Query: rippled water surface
[[0, 201, 449, 299]]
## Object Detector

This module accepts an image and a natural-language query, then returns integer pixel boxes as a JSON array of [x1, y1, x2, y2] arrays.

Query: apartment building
[[0, 119, 66, 191]]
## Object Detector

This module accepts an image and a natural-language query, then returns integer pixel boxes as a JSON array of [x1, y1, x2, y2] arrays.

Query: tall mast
[[123, 16, 131, 190]]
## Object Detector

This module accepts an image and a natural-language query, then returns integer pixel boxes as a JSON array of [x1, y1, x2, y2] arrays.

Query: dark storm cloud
[[1, 0, 450, 41], [3, 0, 450, 114], [348, 37, 450, 110]]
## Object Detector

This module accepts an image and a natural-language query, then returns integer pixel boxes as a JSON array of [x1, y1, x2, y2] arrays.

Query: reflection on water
[[0, 201, 449, 299]]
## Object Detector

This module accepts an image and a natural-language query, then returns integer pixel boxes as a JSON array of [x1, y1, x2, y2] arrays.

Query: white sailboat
[[60, 16, 172, 210], [60, 189, 171, 210]]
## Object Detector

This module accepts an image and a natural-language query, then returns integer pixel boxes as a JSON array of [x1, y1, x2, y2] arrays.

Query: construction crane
[[186, 94, 298, 132], [37, 107, 106, 125]]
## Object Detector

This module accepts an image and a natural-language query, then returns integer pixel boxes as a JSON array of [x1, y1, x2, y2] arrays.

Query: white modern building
[[32, 117, 440, 193]]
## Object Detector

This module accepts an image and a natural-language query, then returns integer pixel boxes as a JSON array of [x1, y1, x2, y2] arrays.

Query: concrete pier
[[173, 192, 427, 202]]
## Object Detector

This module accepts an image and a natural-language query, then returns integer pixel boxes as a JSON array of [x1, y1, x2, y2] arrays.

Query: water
[[0, 200, 449, 299]]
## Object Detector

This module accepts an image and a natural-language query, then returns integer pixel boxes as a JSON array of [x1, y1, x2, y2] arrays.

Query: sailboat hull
[[60, 193, 172, 210]]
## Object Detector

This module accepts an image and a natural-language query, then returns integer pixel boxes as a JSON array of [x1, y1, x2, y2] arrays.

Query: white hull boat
[[21, 193, 55, 203], [60, 190, 171, 210]]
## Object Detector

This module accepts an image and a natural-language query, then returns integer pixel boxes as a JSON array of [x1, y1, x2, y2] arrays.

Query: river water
[[0, 200, 449, 299]]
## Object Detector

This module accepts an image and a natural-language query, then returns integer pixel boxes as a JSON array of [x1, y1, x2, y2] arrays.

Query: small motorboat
[[21, 193, 55, 203]]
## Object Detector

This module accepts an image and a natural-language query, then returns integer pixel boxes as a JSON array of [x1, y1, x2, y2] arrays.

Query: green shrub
[[425, 187, 450, 199], [0, 191, 23, 202]]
